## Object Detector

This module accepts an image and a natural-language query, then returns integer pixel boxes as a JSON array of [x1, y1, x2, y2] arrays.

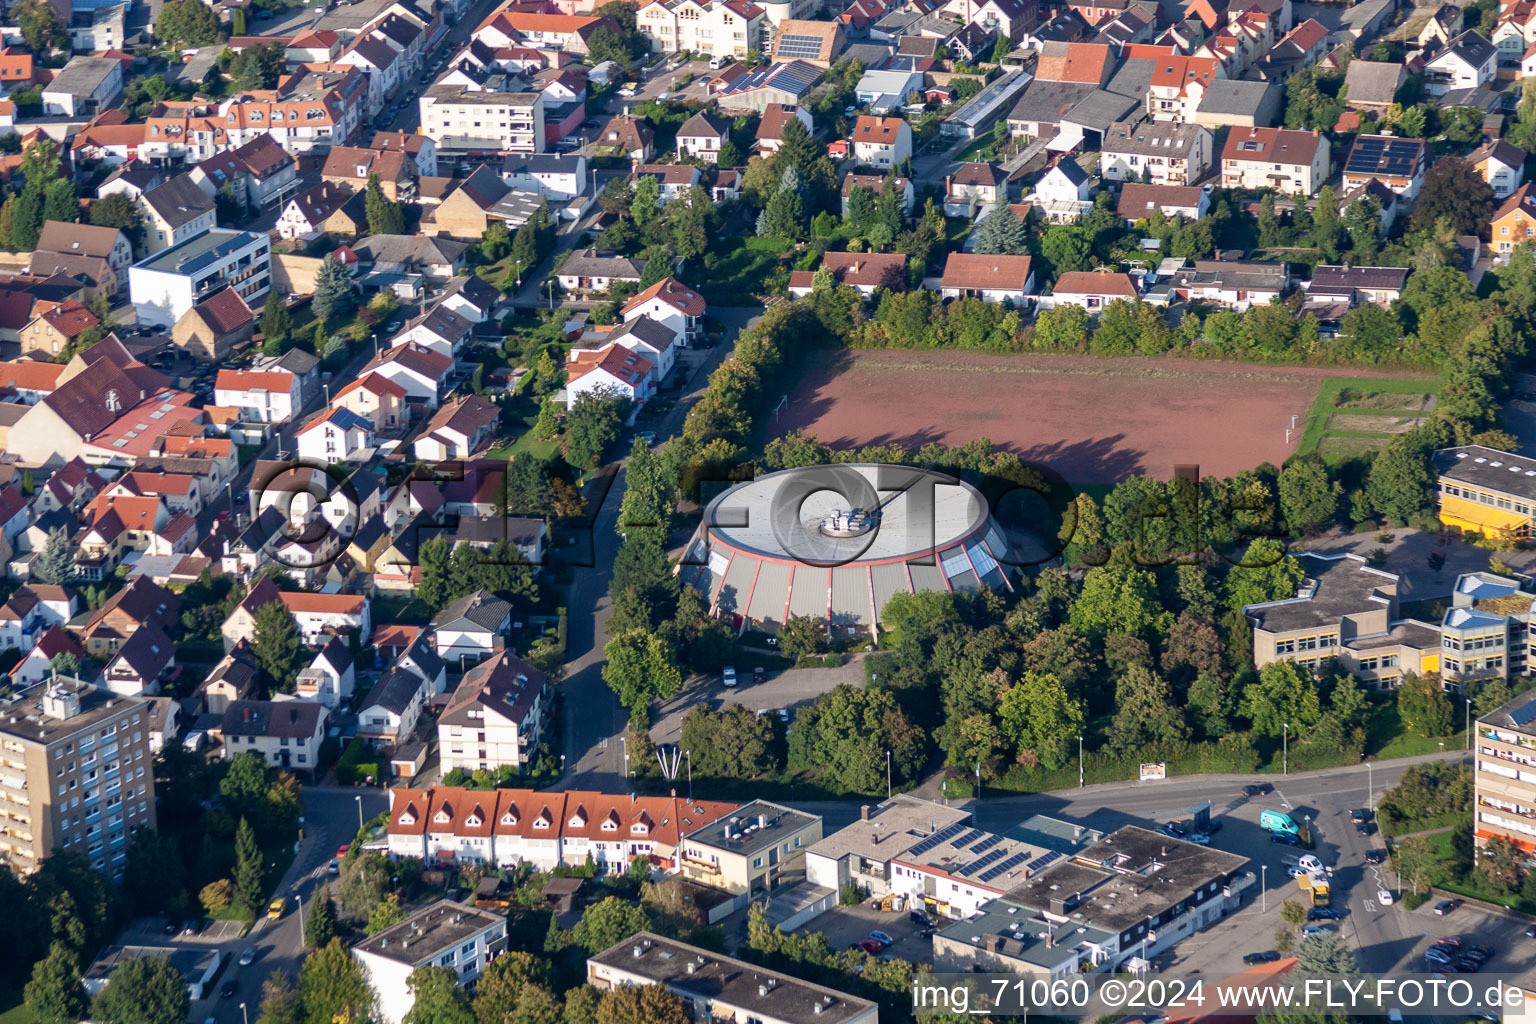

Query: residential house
[[944, 162, 1007, 216], [1146, 54, 1222, 122], [41, 56, 122, 117], [1253, 18, 1328, 81], [430, 590, 511, 666], [135, 175, 217, 257], [756, 104, 814, 154], [788, 251, 908, 296], [361, 344, 455, 408], [11, 626, 85, 686], [437, 651, 550, 774], [1341, 134, 1430, 199], [1099, 119, 1212, 185], [1468, 139, 1526, 198], [850, 114, 912, 168], [939, 252, 1036, 304], [1162, 259, 1289, 308], [333, 373, 409, 433], [564, 345, 653, 411], [1049, 270, 1139, 310], [172, 287, 255, 362], [438, 275, 501, 324], [676, 110, 729, 163], [1418, 3, 1461, 51], [634, 0, 766, 60], [839, 173, 914, 217], [1030, 156, 1093, 223], [276, 182, 359, 241], [1220, 126, 1329, 194], [714, 60, 825, 113], [424, 164, 543, 240], [189, 134, 299, 213], [214, 368, 302, 424], [19, 301, 100, 361], [500, 154, 588, 201], [75, 576, 178, 659], [1193, 78, 1281, 129], [222, 578, 371, 649], [101, 623, 176, 697], [295, 636, 356, 708], [1307, 265, 1410, 306], [628, 164, 702, 205], [129, 228, 271, 328], [33, 221, 133, 297], [389, 305, 474, 361], [296, 407, 375, 463], [413, 395, 500, 462], [322, 146, 418, 202], [595, 115, 653, 161], [355, 901, 508, 1024], [351, 235, 469, 282], [620, 277, 706, 348], [1117, 182, 1209, 222], [418, 85, 545, 157], [557, 250, 647, 293], [219, 700, 329, 772], [1426, 31, 1497, 96]]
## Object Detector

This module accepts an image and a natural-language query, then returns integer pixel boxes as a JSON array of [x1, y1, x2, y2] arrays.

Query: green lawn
[[1295, 376, 1440, 460], [1364, 699, 1466, 760], [0, 988, 32, 1024]]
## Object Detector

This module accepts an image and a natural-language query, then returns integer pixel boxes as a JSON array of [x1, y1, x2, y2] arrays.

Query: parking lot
[[648, 660, 866, 743], [118, 916, 248, 947], [794, 900, 934, 960]]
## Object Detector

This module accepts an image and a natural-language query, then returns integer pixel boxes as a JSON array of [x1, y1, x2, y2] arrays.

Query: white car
[[1288, 866, 1307, 879], [617, 87, 636, 97], [1378, 889, 1395, 905], [723, 667, 737, 687]]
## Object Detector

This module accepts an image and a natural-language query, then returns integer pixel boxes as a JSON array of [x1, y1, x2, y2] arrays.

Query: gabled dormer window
[[499, 810, 518, 826], [398, 809, 416, 825], [434, 808, 451, 823]]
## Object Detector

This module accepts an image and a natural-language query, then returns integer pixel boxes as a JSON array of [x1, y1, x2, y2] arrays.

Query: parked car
[[869, 930, 894, 947], [1242, 784, 1270, 797], [1242, 951, 1281, 965], [328, 859, 340, 876], [164, 920, 180, 936], [1425, 947, 1453, 964], [1185, 833, 1211, 845], [1434, 899, 1462, 916], [220, 981, 238, 999], [239, 948, 256, 966], [722, 667, 737, 687], [1302, 925, 1334, 936], [1270, 831, 1301, 846], [752, 666, 766, 684], [909, 909, 932, 927], [1525, 925, 1536, 938], [1365, 850, 1386, 865], [1350, 808, 1371, 823], [1437, 936, 1462, 946], [1308, 908, 1342, 921], [1355, 821, 1376, 836], [1377, 889, 1395, 905], [1288, 867, 1308, 879], [336, 844, 350, 858], [857, 939, 882, 955]]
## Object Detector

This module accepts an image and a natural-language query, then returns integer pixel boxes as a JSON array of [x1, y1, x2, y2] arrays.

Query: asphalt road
[[555, 308, 759, 791]]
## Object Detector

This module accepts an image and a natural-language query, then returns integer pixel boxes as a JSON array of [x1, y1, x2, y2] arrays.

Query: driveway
[[648, 659, 866, 744]]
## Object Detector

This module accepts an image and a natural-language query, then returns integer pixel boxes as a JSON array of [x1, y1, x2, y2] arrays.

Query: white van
[[709, 55, 733, 70], [1297, 854, 1324, 874]]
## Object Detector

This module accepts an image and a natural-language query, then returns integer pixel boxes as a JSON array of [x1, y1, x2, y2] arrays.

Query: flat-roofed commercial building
[[588, 932, 878, 1024], [1435, 444, 1536, 542]]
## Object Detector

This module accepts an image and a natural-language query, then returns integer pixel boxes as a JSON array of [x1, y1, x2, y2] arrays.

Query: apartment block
[[677, 799, 823, 896], [1435, 444, 1536, 542], [0, 676, 156, 877], [128, 229, 272, 329], [353, 900, 507, 1024], [1474, 689, 1536, 852], [418, 87, 544, 156]]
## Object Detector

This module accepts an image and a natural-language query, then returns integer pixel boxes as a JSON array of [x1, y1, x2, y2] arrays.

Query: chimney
[[758, 814, 767, 829], [860, 805, 870, 821]]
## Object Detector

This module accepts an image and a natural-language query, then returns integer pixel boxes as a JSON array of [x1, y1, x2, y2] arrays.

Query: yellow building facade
[[1434, 445, 1536, 540]]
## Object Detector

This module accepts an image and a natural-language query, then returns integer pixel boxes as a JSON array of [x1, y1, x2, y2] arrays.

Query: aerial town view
[[9, 0, 1536, 1017]]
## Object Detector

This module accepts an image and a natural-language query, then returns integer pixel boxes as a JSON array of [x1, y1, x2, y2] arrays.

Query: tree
[[1227, 538, 1306, 612], [13, 0, 65, 50], [631, 175, 661, 228], [233, 817, 265, 918], [778, 614, 828, 661], [1278, 453, 1340, 534], [366, 892, 405, 936], [10, 188, 43, 253], [760, 186, 806, 240], [199, 879, 233, 915], [1295, 932, 1359, 976], [365, 173, 405, 235], [1110, 663, 1189, 751], [261, 292, 292, 348], [417, 535, 452, 610], [594, 986, 690, 1024], [296, 939, 373, 1024], [473, 953, 551, 1024], [233, 42, 286, 91], [602, 629, 682, 722], [89, 193, 143, 246], [338, 852, 391, 921], [123, 826, 185, 916], [154, 0, 218, 45], [973, 203, 1028, 255], [1240, 661, 1322, 738], [252, 599, 302, 692], [570, 897, 649, 955], [256, 972, 300, 1024], [564, 391, 628, 469], [31, 527, 73, 585], [1068, 563, 1166, 640], [1397, 672, 1453, 738], [1365, 442, 1433, 523], [998, 672, 1084, 769], [1414, 156, 1495, 235], [788, 685, 924, 793], [25, 942, 85, 1024], [845, 184, 875, 231], [403, 968, 475, 1024], [91, 956, 189, 1024], [42, 179, 78, 224], [311, 253, 356, 325], [680, 705, 780, 779], [584, 25, 632, 65], [1041, 224, 1091, 275], [306, 885, 338, 948]]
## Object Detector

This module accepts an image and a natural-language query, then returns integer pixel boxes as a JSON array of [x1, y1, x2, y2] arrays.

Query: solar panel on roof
[[953, 829, 984, 849], [906, 822, 966, 856], [776, 33, 827, 58], [1510, 699, 1536, 726], [969, 834, 1002, 854], [979, 851, 1032, 883], [967, 849, 1007, 873], [1025, 850, 1063, 873]]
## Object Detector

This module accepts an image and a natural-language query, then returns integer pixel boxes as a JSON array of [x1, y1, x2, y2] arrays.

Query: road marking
[[1364, 900, 1377, 913], [1275, 786, 1292, 810]]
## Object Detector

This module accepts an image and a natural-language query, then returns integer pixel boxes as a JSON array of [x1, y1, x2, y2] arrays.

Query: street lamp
[[885, 749, 891, 801], [355, 795, 363, 832], [296, 886, 305, 943], [240, 1004, 249, 1024], [1283, 722, 1289, 776], [1467, 695, 1473, 750], [973, 762, 981, 827], [1078, 735, 1084, 789], [686, 749, 692, 803], [1261, 865, 1267, 913], [620, 735, 630, 780]]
